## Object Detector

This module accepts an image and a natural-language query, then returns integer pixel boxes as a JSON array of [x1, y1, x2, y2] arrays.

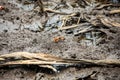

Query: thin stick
[[58, 24, 79, 30]]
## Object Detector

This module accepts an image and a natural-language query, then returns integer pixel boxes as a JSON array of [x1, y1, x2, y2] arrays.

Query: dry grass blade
[[58, 24, 79, 30], [74, 26, 92, 35], [100, 18, 113, 27], [95, 4, 112, 10], [109, 9, 120, 14], [0, 52, 120, 72], [101, 18, 120, 27], [0, 52, 64, 61], [44, 8, 71, 15], [39, 65, 57, 72], [0, 60, 70, 65], [37, 0, 44, 13], [98, 15, 120, 27]]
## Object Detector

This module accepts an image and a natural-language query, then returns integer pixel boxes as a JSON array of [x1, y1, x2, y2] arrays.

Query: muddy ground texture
[[0, 0, 120, 80]]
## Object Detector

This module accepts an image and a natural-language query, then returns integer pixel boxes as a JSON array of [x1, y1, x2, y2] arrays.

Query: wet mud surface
[[0, 0, 120, 80]]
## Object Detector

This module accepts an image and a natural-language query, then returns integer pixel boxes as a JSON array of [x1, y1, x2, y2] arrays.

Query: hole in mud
[[16, 17, 20, 20], [70, 54, 77, 59], [65, 48, 68, 51], [73, 30, 107, 47], [3, 29, 8, 33], [65, 29, 73, 34]]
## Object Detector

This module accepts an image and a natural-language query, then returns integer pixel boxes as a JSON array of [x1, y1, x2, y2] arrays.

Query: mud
[[0, 0, 120, 80]]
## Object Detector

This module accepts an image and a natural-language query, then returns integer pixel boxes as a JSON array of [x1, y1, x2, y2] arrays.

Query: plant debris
[[0, 52, 120, 73], [31, 0, 120, 46], [0, 0, 120, 79]]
